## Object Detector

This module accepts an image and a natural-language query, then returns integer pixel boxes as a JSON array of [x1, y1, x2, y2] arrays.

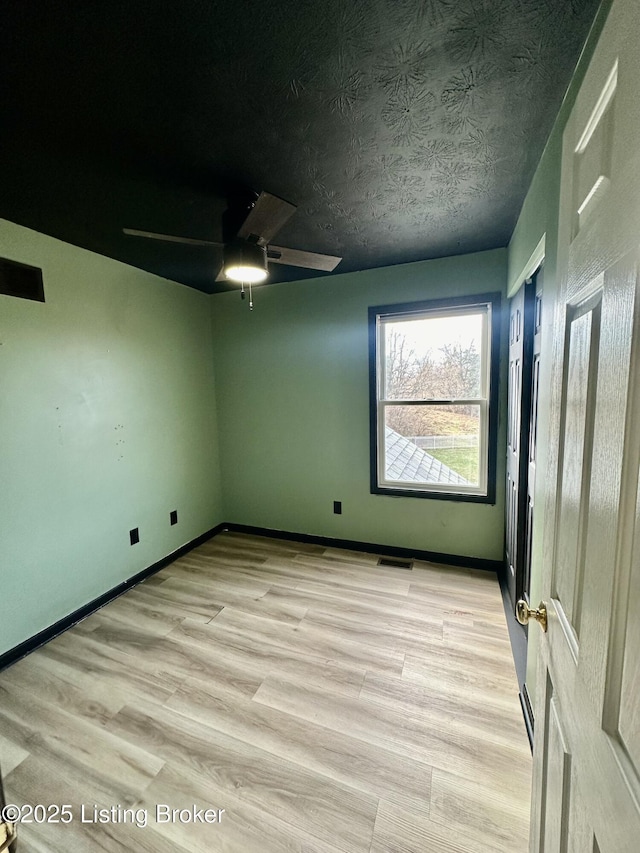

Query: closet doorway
[[505, 267, 543, 618]]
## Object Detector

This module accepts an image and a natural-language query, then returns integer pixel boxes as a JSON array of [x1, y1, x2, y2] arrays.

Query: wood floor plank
[[114, 584, 214, 624], [165, 673, 433, 813], [442, 617, 515, 650], [318, 547, 382, 566], [143, 762, 348, 853], [299, 605, 443, 658], [0, 732, 28, 777], [6, 757, 190, 853], [0, 681, 164, 796], [165, 562, 273, 599], [0, 531, 530, 852], [0, 651, 127, 720], [164, 556, 303, 593], [200, 533, 322, 564], [429, 767, 530, 850], [209, 605, 406, 675], [72, 619, 270, 698], [370, 798, 518, 853], [359, 671, 526, 747], [96, 593, 190, 636], [106, 700, 377, 853], [37, 629, 185, 703], [409, 562, 500, 586], [295, 578, 412, 610], [254, 675, 530, 795], [289, 554, 413, 596], [159, 566, 309, 624], [403, 645, 519, 697], [117, 576, 224, 620], [261, 581, 444, 631], [169, 616, 368, 697], [408, 584, 504, 619]]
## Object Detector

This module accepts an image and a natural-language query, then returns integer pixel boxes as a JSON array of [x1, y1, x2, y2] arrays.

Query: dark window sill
[[371, 484, 496, 504]]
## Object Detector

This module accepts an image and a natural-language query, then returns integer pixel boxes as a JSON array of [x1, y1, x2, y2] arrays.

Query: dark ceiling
[[0, 0, 601, 294]]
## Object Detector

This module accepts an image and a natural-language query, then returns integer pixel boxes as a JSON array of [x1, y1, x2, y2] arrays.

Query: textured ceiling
[[0, 0, 601, 293]]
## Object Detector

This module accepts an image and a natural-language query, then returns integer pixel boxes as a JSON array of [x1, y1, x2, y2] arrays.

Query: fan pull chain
[[239, 281, 254, 310]]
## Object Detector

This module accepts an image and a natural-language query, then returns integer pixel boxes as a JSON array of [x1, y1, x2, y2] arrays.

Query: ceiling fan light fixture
[[223, 240, 268, 283]]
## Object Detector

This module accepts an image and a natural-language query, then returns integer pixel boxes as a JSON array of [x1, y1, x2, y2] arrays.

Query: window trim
[[368, 292, 501, 504]]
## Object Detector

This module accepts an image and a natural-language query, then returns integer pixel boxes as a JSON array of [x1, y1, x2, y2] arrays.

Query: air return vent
[[0, 257, 45, 302], [377, 557, 413, 570]]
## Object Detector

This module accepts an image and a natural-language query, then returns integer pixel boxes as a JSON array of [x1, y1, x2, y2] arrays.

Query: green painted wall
[[0, 219, 223, 657], [506, 0, 613, 704], [211, 248, 507, 561]]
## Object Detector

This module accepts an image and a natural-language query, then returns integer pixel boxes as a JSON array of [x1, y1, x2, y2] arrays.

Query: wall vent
[[377, 557, 413, 570], [0, 257, 45, 302]]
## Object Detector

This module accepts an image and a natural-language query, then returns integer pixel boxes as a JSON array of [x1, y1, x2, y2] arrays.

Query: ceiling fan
[[123, 190, 342, 304]]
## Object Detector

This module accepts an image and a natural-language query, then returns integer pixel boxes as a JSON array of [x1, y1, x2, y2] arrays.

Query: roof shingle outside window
[[384, 427, 468, 486]]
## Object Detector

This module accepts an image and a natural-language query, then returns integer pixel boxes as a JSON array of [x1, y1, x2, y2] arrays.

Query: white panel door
[[530, 0, 640, 850]]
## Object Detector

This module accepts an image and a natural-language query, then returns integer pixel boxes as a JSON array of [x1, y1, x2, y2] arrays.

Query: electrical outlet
[[333, 501, 342, 515], [170, 510, 178, 525], [129, 527, 139, 545]]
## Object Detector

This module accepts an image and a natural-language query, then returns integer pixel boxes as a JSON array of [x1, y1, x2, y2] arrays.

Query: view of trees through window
[[384, 314, 483, 484]]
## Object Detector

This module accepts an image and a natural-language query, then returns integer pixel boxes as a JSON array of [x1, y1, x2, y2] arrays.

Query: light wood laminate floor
[[0, 532, 531, 852]]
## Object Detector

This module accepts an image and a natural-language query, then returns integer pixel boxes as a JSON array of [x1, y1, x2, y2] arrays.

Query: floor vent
[[377, 557, 413, 570]]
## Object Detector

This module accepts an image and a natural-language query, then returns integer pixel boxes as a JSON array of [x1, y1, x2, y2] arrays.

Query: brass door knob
[[516, 599, 548, 632]]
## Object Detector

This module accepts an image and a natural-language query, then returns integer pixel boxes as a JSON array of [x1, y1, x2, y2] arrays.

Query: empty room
[[1, 0, 638, 851]]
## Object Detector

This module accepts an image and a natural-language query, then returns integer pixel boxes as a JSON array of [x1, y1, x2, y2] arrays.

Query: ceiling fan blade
[[237, 192, 297, 244], [123, 228, 223, 248], [267, 245, 342, 272]]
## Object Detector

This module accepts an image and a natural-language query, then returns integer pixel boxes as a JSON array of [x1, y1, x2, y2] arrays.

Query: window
[[369, 292, 500, 502]]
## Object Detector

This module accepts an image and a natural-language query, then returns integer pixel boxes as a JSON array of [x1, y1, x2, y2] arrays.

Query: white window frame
[[368, 293, 500, 503]]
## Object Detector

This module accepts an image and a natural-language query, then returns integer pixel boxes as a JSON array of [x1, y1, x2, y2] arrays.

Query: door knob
[[516, 599, 548, 632]]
